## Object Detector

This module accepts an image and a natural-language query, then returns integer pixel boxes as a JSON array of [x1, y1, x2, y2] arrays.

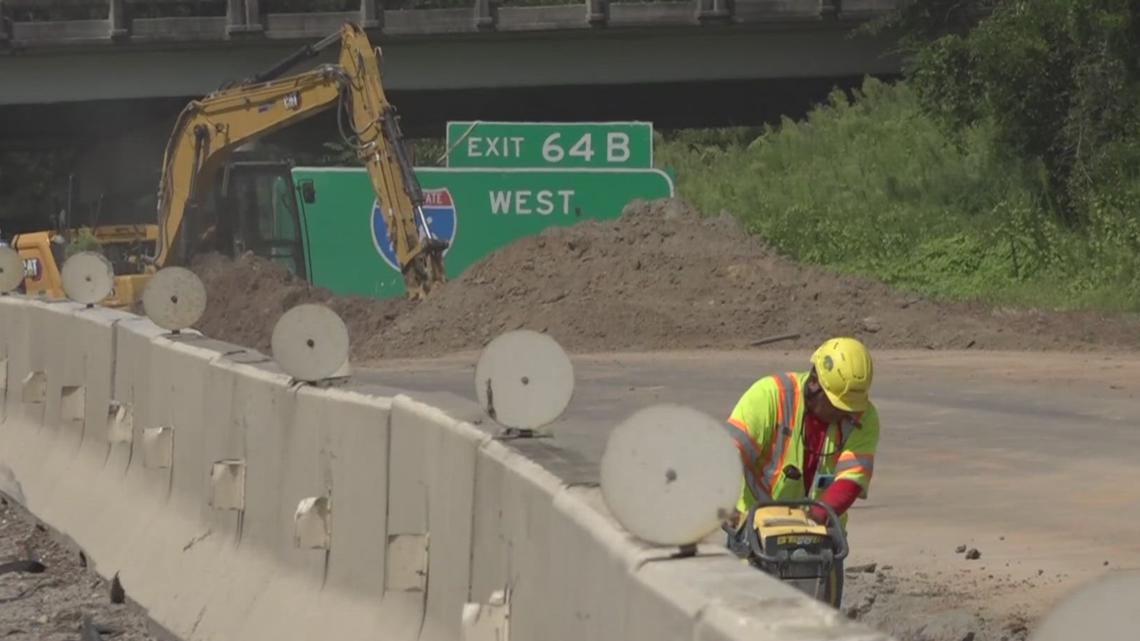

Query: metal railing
[[0, 0, 902, 46]]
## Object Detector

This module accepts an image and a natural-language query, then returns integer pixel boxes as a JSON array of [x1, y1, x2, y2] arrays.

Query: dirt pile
[[191, 252, 413, 355], [190, 198, 1140, 359]]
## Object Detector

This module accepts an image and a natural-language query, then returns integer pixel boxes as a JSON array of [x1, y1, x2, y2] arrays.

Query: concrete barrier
[[0, 294, 892, 641]]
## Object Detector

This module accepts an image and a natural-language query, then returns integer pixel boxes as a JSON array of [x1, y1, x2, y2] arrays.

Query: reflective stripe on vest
[[757, 372, 802, 496], [836, 451, 874, 476], [724, 419, 768, 501]]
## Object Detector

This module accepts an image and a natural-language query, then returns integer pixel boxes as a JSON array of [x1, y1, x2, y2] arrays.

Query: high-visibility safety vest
[[725, 371, 879, 528]]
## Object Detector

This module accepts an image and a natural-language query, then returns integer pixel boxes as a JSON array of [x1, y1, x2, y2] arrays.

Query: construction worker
[[722, 337, 878, 550]]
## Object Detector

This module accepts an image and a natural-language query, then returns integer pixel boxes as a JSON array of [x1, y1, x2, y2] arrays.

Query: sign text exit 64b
[[446, 121, 653, 169]]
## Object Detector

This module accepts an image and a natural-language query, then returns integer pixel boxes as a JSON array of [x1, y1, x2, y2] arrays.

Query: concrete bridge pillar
[[474, 0, 495, 30], [0, 0, 10, 46], [696, 0, 732, 22], [588, 0, 608, 26], [227, 0, 264, 35], [109, 0, 129, 40], [360, 0, 382, 29]]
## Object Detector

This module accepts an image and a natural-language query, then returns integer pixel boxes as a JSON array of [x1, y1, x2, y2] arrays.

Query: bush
[[911, 0, 1140, 225], [64, 228, 102, 258], [655, 77, 1140, 312]]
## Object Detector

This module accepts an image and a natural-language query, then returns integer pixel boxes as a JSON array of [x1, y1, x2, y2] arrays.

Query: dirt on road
[[843, 563, 1034, 641], [191, 197, 1140, 360], [0, 496, 159, 641]]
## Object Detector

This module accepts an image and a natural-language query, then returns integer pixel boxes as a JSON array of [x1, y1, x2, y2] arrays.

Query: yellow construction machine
[[725, 498, 849, 607], [14, 225, 157, 307], [13, 21, 446, 307]]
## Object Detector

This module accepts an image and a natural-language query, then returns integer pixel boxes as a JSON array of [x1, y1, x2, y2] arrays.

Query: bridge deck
[[1, 0, 902, 49]]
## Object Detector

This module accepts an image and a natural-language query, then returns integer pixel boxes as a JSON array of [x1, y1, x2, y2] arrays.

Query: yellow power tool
[[725, 498, 849, 608]]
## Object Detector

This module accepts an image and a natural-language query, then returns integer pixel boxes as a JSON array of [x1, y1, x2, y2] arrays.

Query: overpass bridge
[[0, 0, 904, 107]]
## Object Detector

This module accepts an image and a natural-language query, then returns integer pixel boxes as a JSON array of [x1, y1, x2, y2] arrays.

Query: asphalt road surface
[[357, 348, 1140, 641]]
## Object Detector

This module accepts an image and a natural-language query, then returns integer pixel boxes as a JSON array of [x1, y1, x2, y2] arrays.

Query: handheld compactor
[[725, 498, 849, 608]]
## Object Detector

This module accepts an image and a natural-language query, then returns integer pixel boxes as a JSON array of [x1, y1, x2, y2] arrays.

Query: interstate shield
[[370, 188, 457, 273]]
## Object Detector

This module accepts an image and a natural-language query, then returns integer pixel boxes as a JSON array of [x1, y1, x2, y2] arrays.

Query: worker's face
[[806, 379, 861, 425]]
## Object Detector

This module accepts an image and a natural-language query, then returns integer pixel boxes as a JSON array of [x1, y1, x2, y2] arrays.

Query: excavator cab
[[218, 160, 309, 279]]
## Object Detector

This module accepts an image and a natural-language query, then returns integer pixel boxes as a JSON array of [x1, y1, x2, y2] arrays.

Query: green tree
[[860, 0, 999, 52], [909, 0, 1140, 225]]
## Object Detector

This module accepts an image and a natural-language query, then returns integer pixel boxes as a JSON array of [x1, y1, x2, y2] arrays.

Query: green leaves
[[655, 77, 1140, 312], [64, 228, 102, 258], [909, 0, 1140, 226]]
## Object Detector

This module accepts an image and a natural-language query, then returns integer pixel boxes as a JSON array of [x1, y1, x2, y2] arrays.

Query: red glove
[[808, 479, 861, 524]]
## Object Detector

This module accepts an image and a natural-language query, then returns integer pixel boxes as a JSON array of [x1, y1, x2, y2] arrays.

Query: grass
[[653, 77, 1140, 313]]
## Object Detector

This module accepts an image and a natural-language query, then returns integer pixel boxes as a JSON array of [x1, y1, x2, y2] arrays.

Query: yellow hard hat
[[810, 337, 873, 412]]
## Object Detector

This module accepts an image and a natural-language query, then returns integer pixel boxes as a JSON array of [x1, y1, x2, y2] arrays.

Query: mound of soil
[[190, 198, 1140, 360], [190, 252, 413, 356]]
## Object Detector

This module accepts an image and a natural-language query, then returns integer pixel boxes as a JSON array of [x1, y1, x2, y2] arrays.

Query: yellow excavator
[[13, 224, 158, 307], [14, 22, 447, 307]]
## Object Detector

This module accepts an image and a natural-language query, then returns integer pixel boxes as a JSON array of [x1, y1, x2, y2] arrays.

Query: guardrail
[[0, 0, 903, 47]]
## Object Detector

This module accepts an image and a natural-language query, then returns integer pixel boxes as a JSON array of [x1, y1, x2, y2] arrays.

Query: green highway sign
[[292, 167, 674, 300], [445, 121, 654, 169]]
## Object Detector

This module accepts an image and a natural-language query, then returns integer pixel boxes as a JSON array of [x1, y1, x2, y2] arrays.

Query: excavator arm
[[336, 25, 448, 299], [153, 22, 446, 299]]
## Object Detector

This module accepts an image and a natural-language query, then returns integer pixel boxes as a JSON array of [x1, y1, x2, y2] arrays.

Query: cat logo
[[23, 257, 42, 281]]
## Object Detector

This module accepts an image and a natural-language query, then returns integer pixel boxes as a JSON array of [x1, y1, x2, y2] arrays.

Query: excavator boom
[[153, 22, 446, 299]]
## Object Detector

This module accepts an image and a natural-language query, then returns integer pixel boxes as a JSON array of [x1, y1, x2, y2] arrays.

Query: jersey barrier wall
[[0, 295, 891, 641]]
